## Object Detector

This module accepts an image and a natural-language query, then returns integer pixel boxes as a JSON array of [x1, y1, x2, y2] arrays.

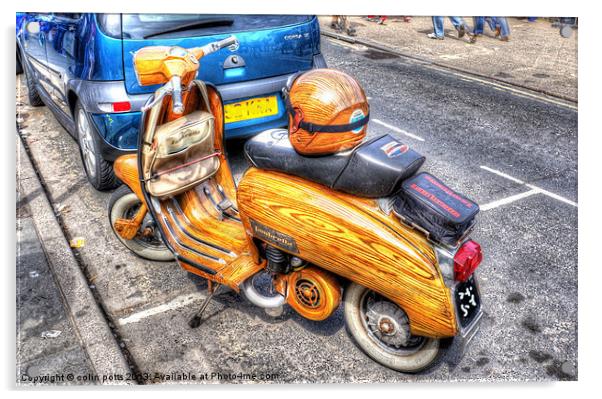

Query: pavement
[[319, 16, 578, 102], [15, 34, 578, 384], [16, 197, 95, 385], [16, 133, 132, 385]]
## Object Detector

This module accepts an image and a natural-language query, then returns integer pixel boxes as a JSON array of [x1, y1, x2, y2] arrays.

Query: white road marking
[[118, 292, 206, 326], [525, 184, 578, 207], [480, 189, 539, 211], [372, 119, 425, 142], [480, 165, 577, 208], [480, 165, 525, 184]]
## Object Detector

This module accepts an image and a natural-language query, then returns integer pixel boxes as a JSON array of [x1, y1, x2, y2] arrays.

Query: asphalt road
[[16, 37, 578, 383]]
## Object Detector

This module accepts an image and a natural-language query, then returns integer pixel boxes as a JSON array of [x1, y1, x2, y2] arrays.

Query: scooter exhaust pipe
[[240, 275, 286, 309]]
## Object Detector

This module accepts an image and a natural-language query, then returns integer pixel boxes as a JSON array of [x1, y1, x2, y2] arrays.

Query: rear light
[[453, 240, 482, 282], [111, 101, 131, 112]]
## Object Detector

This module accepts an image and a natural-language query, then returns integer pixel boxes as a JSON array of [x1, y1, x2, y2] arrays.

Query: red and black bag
[[393, 172, 479, 247]]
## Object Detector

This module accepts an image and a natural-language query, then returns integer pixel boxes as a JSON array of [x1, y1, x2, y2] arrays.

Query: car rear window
[[98, 14, 312, 40]]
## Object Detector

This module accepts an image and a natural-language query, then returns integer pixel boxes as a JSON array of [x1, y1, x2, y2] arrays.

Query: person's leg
[[488, 17, 502, 37], [343, 16, 356, 36], [473, 16, 484, 34], [430, 16, 445, 38], [485, 17, 496, 31], [448, 16, 464, 28], [497, 17, 511, 39], [331, 16, 339, 29], [449, 17, 469, 38]]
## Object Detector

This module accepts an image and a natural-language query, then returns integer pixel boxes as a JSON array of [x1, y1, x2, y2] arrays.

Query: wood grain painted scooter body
[[109, 39, 480, 374], [114, 116, 457, 338]]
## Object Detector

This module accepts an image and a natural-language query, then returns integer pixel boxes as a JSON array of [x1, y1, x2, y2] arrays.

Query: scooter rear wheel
[[108, 185, 174, 262], [344, 282, 440, 373]]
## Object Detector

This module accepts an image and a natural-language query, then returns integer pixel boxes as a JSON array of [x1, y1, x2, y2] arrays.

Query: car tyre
[[75, 101, 119, 191], [23, 58, 44, 107], [16, 48, 23, 75]]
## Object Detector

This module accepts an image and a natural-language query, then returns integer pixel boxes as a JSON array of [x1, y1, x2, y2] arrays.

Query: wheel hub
[[365, 300, 421, 349], [378, 317, 397, 335], [77, 109, 96, 178]]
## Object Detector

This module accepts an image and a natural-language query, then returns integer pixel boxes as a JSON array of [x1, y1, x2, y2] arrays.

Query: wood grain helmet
[[284, 69, 370, 155]]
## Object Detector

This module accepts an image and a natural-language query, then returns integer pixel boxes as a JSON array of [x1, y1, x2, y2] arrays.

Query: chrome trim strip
[[160, 215, 225, 264], [167, 201, 235, 256]]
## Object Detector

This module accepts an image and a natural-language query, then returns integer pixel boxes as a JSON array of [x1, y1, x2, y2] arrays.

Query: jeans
[[472, 17, 496, 35], [495, 17, 511, 38], [473, 17, 510, 37], [432, 16, 466, 38]]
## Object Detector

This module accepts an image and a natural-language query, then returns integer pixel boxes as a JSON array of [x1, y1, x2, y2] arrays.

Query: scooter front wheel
[[344, 282, 440, 373], [108, 185, 174, 262]]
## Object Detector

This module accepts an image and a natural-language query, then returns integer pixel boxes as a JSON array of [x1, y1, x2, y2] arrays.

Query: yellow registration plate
[[224, 95, 279, 124]]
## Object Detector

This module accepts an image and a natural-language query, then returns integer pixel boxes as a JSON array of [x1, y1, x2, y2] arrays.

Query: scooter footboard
[[237, 168, 458, 338]]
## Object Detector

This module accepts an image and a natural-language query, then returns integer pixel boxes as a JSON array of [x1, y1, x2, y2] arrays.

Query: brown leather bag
[[143, 81, 220, 198]]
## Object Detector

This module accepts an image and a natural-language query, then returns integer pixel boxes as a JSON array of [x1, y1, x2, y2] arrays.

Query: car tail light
[[453, 240, 482, 282], [111, 101, 131, 112]]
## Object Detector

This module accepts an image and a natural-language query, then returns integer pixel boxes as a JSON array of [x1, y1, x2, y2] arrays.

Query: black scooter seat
[[244, 129, 425, 198]]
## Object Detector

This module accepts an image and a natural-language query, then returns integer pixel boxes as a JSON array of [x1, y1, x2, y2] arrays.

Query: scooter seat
[[244, 129, 425, 198]]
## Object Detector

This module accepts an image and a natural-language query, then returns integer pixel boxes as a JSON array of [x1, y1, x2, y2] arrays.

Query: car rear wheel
[[23, 58, 43, 106], [16, 48, 23, 75], [75, 101, 119, 191]]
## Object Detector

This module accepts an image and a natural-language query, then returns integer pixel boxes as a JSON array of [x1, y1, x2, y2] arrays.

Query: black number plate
[[454, 275, 481, 327]]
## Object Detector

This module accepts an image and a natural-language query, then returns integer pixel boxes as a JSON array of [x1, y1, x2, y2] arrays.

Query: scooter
[[108, 36, 484, 373]]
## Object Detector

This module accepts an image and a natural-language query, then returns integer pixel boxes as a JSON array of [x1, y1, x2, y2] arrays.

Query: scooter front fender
[[113, 154, 145, 202], [237, 168, 458, 338]]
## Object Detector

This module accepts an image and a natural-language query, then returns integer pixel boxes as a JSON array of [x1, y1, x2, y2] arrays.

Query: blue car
[[16, 13, 326, 190]]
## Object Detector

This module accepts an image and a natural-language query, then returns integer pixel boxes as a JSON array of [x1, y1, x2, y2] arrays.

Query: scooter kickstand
[[189, 284, 222, 329]]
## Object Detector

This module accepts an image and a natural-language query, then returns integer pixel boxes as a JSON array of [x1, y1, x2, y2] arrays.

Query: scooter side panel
[[237, 168, 457, 338]]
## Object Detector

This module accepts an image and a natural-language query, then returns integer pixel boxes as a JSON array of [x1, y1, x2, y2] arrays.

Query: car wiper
[[143, 18, 234, 39]]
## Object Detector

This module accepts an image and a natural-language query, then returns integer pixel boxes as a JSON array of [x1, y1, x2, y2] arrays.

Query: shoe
[[494, 26, 501, 37], [427, 33, 444, 40], [500, 36, 510, 42], [378, 17, 386, 25], [347, 28, 357, 36], [469, 33, 479, 44], [457, 24, 466, 38]]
